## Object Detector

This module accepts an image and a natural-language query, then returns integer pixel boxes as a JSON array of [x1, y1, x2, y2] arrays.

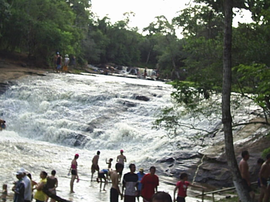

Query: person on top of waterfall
[[0, 119, 6, 130], [173, 172, 205, 202], [91, 151, 100, 181]]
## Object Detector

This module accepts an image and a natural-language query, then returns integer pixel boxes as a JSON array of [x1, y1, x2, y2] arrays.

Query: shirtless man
[[91, 151, 100, 181], [117, 150, 127, 179], [239, 150, 255, 199], [110, 163, 124, 202], [259, 154, 270, 202]]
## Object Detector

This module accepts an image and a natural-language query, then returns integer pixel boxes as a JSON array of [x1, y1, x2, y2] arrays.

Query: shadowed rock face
[[155, 121, 270, 188], [0, 82, 12, 95], [135, 95, 150, 101]]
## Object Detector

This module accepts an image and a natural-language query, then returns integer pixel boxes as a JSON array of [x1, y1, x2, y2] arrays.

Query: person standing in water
[[141, 166, 159, 202], [46, 170, 58, 202], [122, 163, 138, 202], [69, 154, 79, 193], [117, 150, 127, 180], [137, 168, 145, 202], [106, 158, 113, 169], [110, 163, 124, 202], [12, 170, 25, 202], [33, 171, 48, 202], [91, 151, 100, 181], [1, 184, 7, 202]]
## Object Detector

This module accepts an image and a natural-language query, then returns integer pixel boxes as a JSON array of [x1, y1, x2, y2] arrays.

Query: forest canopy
[[0, 0, 269, 86]]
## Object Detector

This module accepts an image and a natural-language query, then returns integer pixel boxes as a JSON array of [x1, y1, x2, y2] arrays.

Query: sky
[[90, 0, 252, 36], [91, 0, 193, 32]]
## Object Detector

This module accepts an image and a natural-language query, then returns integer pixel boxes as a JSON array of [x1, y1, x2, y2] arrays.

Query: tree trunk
[[222, 0, 252, 201]]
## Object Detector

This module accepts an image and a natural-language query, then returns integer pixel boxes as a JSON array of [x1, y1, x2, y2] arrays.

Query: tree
[[143, 16, 184, 79], [222, 0, 252, 201]]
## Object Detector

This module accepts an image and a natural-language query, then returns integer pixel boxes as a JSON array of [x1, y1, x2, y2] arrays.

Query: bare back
[[239, 159, 249, 183], [259, 162, 270, 179], [110, 170, 120, 190], [92, 155, 99, 165]]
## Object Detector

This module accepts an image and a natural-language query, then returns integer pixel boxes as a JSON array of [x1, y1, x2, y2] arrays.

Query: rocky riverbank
[[0, 58, 48, 94], [158, 118, 270, 189]]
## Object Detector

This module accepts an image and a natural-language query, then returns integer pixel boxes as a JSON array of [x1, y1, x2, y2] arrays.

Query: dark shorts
[[91, 164, 99, 173], [98, 172, 105, 178], [110, 188, 119, 202], [243, 179, 253, 192], [261, 177, 268, 186], [124, 195, 136, 202], [71, 170, 77, 175], [177, 196, 185, 202]]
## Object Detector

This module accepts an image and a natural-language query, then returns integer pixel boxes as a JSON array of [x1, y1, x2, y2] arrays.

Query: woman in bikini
[[69, 154, 79, 193]]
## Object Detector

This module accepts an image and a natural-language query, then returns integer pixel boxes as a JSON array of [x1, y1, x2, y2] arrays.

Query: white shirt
[[23, 175, 32, 201]]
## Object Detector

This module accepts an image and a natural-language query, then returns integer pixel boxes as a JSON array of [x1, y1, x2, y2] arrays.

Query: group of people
[[68, 150, 205, 202], [2, 168, 63, 202], [239, 150, 270, 202], [54, 52, 75, 73], [6, 149, 269, 202]]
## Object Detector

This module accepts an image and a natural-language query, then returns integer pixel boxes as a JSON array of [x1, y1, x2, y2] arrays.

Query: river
[[1, 72, 258, 201]]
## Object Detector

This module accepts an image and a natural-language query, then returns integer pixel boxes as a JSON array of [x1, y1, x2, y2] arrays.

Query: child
[[1, 184, 7, 202], [173, 173, 205, 202], [106, 158, 113, 169]]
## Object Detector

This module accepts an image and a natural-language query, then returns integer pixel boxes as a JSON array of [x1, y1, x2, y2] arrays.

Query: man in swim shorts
[[110, 163, 124, 202], [91, 151, 100, 181]]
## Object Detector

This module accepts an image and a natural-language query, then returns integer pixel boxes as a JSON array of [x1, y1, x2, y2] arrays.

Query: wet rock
[[0, 82, 12, 95], [74, 133, 87, 147], [123, 101, 136, 107], [157, 157, 175, 163], [135, 95, 150, 101]]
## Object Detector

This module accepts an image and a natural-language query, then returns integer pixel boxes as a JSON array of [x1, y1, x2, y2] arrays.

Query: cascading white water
[[0, 73, 260, 202]]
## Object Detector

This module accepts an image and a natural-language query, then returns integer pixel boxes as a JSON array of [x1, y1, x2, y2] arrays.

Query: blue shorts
[[57, 65, 61, 70]]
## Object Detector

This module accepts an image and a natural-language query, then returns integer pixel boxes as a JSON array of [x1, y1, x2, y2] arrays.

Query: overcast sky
[[91, 0, 192, 31], [90, 0, 252, 36]]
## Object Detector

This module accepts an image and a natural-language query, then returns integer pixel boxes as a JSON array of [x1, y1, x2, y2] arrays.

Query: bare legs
[[70, 175, 76, 193]]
